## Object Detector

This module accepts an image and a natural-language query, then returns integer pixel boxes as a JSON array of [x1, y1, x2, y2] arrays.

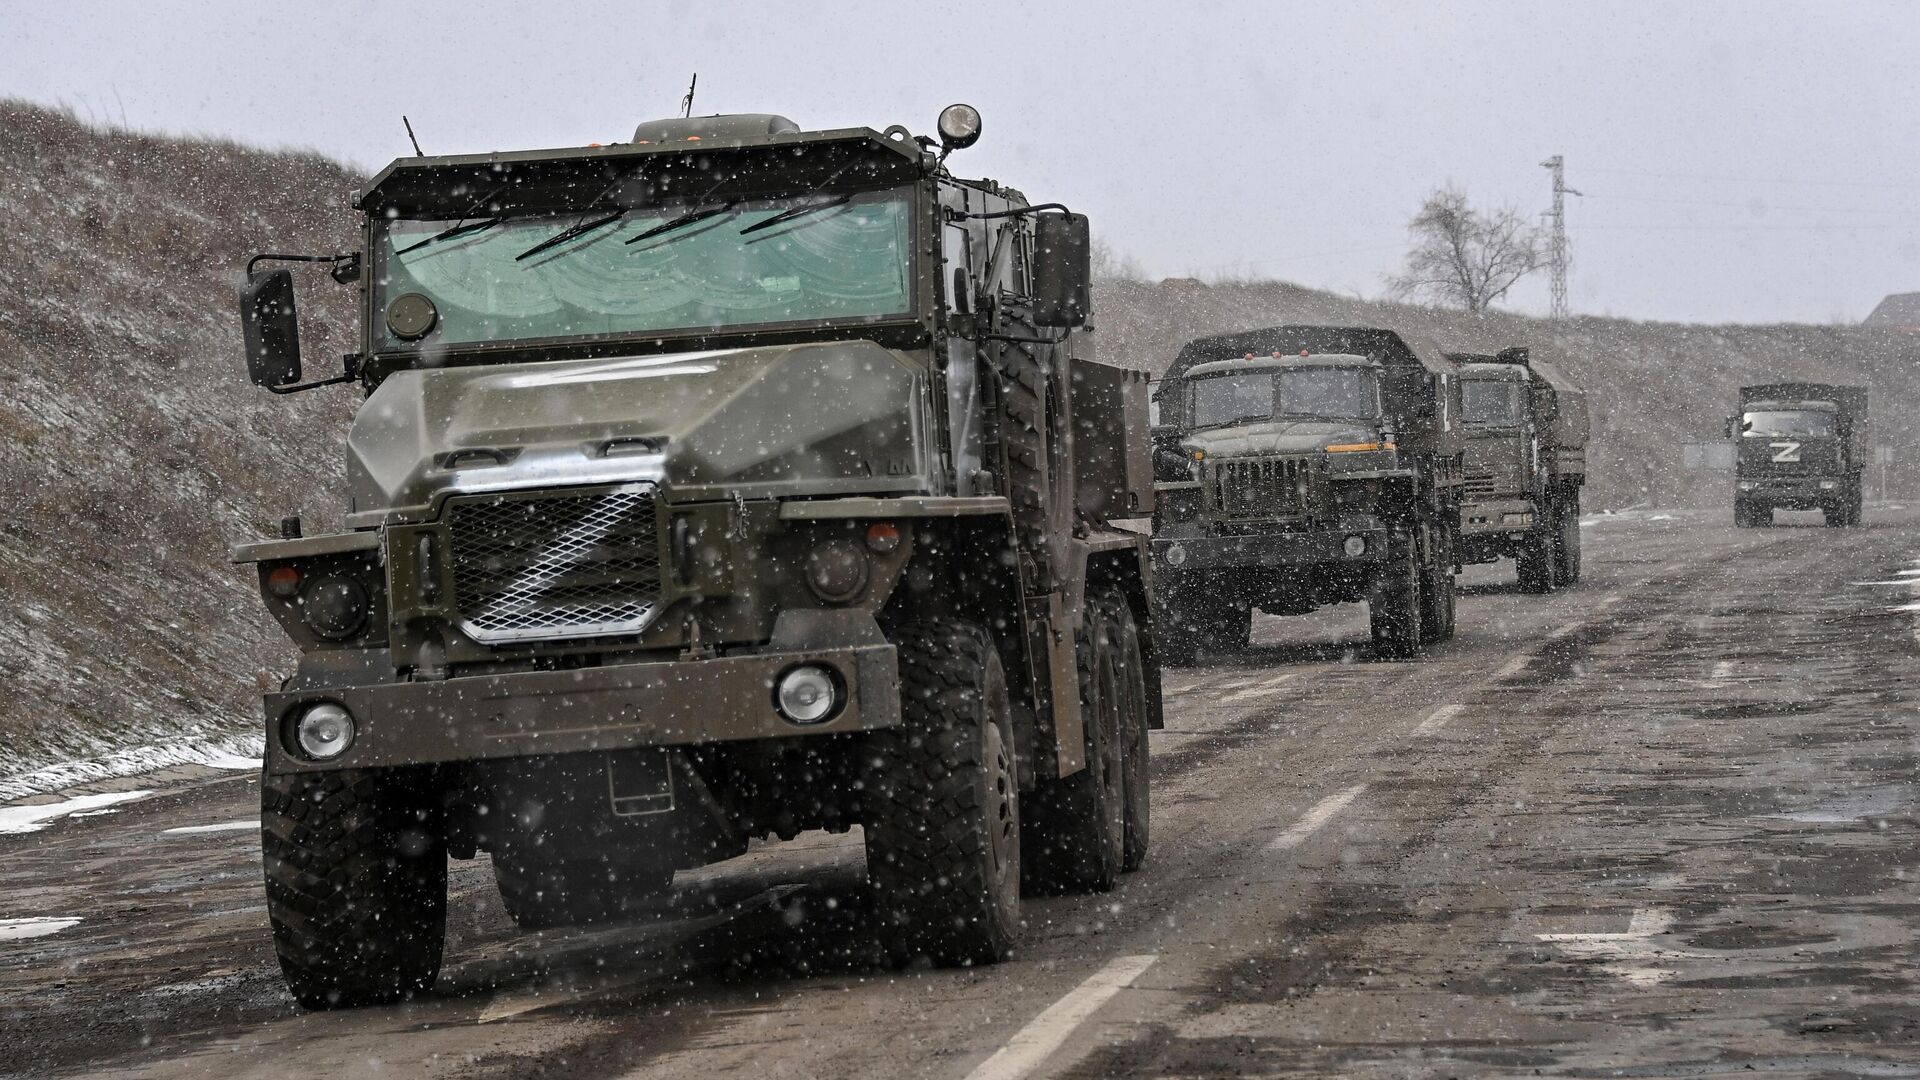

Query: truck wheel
[[1852, 485, 1866, 526], [1022, 601, 1127, 895], [262, 768, 447, 1010], [1420, 561, 1456, 644], [1516, 527, 1557, 594], [1096, 594, 1152, 873], [865, 619, 1020, 967], [1369, 529, 1424, 658], [1553, 497, 1582, 587], [493, 850, 673, 929]]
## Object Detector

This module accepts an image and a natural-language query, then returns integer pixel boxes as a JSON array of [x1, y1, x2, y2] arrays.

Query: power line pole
[[1541, 155, 1581, 319]]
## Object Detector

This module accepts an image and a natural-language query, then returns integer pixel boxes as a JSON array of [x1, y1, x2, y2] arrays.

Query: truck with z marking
[[233, 105, 1161, 1008]]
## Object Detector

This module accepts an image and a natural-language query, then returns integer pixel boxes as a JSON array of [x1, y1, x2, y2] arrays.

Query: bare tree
[[1388, 187, 1543, 313], [1090, 236, 1147, 282]]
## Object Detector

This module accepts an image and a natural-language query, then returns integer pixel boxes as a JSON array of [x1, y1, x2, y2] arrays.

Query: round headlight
[[1343, 534, 1367, 557], [386, 292, 438, 340], [805, 539, 869, 603], [776, 665, 839, 725], [301, 577, 370, 640], [936, 103, 982, 151], [294, 702, 356, 760], [1164, 543, 1189, 567]]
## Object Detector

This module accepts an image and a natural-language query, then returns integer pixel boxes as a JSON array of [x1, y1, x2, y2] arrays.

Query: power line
[[1542, 155, 1580, 320], [1581, 165, 1920, 191]]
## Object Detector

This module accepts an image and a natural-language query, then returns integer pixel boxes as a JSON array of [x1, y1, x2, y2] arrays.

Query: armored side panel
[[1071, 358, 1155, 521]]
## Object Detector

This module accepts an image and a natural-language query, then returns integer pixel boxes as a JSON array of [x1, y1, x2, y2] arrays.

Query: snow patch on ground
[[0, 917, 82, 942], [0, 737, 261, 803], [0, 791, 153, 835], [161, 820, 258, 836]]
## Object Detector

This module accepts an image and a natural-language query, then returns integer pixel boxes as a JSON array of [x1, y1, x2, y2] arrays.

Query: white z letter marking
[[1770, 441, 1801, 463]]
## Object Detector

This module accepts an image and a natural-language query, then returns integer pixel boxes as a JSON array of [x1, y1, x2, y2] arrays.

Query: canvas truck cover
[[1157, 326, 1463, 460]]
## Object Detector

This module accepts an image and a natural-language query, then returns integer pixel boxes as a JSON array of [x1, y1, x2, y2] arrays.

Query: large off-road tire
[[1022, 600, 1127, 895], [1420, 558, 1456, 644], [1095, 594, 1152, 873], [262, 767, 447, 1010], [993, 307, 1057, 591], [865, 619, 1020, 968], [1733, 499, 1761, 528], [1369, 528, 1424, 659], [493, 849, 673, 930], [1515, 525, 1558, 594], [1852, 484, 1866, 527], [1553, 493, 1582, 586]]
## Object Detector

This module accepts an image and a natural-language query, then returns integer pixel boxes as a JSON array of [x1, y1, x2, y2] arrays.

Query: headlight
[[293, 702, 356, 760], [775, 665, 840, 724], [1819, 480, 1838, 490], [1343, 535, 1367, 557], [300, 577, 370, 640], [1737, 481, 1757, 491], [805, 539, 869, 603]]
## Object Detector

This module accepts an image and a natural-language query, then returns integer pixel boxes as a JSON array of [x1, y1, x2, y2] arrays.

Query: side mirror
[[1723, 415, 1739, 439], [241, 269, 302, 388], [1032, 213, 1091, 328]]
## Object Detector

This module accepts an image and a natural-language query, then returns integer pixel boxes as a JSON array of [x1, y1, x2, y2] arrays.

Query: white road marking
[[0, 790, 153, 835], [1266, 784, 1367, 851], [1536, 907, 1703, 986], [961, 954, 1158, 1080], [162, 820, 258, 836], [1492, 656, 1530, 681], [1546, 621, 1582, 641], [1710, 660, 1736, 682], [0, 917, 81, 942], [1220, 674, 1296, 703], [1412, 704, 1465, 736]]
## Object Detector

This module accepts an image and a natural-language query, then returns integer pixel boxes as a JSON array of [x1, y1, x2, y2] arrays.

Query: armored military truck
[[1729, 383, 1867, 527], [233, 105, 1161, 1009], [1149, 327, 1463, 663], [1448, 347, 1588, 592]]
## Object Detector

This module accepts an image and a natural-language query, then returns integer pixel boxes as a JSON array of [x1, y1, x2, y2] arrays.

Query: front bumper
[[1459, 498, 1536, 538], [1152, 524, 1387, 574], [1737, 476, 1840, 508], [264, 642, 900, 775]]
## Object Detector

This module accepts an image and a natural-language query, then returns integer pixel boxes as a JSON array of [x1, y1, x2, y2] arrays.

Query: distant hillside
[[2, 98, 1916, 785]]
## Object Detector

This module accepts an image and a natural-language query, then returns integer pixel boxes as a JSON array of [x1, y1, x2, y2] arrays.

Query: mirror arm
[[949, 202, 1072, 221], [267, 355, 362, 396], [247, 251, 360, 280]]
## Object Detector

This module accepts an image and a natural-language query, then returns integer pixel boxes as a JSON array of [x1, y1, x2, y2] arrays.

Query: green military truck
[[233, 106, 1162, 1008], [1448, 347, 1588, 592], [1149, 327, 1463, 663], [1729, 382, 1867, 527]]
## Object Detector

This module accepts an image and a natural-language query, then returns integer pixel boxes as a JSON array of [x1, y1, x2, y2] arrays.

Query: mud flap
[[607, 750, 675, 817]]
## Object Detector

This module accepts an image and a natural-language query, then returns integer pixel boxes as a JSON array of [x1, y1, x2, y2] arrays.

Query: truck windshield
[[1742, 409, 1833, 437], [373, 187, 914, 351], [1190, 367, 1379, 427], [1462, 380, 1524, 426]]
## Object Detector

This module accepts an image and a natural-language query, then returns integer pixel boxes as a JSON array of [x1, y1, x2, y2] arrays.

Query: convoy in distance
[[232, 103, 1623, 1010]]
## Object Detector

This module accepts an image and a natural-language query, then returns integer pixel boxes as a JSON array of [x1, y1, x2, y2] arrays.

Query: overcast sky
[[5, 0, 1920, 325]]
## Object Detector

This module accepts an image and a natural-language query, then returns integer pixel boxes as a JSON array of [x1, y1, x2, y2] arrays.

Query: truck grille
[[446, 484, 662, 643], [1463, 471, 1499, 497], [1211, 457, 1311, 520]]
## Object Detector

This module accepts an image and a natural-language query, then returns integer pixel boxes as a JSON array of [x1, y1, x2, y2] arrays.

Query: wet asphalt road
[[2, 508, 1917, 1080]]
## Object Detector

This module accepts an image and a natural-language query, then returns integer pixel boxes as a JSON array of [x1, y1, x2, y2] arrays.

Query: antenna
[[1540, 155, 1582, 319], [403, 115, 425, 157], [681, 73, 698, 119]]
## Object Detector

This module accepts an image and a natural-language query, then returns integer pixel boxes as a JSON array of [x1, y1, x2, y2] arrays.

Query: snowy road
[[3, 508, 1917, 1079]]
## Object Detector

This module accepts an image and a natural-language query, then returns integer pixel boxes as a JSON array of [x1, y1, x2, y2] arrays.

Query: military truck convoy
[[1729, 382, 1867, 527], [1148, 328, 1464, 662], [236, 105, 1162, 1007], [1449, 347, 1588, 591], [229, 101, 1843, 1016]]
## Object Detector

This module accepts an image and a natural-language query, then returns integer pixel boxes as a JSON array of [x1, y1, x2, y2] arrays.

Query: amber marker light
[[266, 566, 302, 598], [1324, 441, 1396, 453], [865, 522, 902, 554]]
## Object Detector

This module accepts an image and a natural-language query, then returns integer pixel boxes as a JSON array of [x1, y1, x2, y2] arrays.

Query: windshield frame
[[1186, 364, 1382, 429], [363, 178, 931, 368], [1460, 377, 1527, 428], [1741, 407, 1836, 438]]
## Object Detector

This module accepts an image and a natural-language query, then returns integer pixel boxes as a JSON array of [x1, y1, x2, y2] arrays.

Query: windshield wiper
[[739, 194, 854, 236], [625, 202, 737, 245], [397, 216, 500, 255], [514, 209, 628, 262]]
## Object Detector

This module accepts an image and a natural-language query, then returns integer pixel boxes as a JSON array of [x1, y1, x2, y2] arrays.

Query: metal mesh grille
[[1212, 457, 1308, 520], [1463, 471, 1499, 497], [447, 485, 661, 643]]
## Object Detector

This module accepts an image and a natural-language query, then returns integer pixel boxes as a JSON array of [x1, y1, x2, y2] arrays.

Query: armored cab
[[1729, 382, 1867, 527], [1449, 345, 1588, 591], [231, 105, 1161, 1008], [1149, 326, 1463, 662]]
